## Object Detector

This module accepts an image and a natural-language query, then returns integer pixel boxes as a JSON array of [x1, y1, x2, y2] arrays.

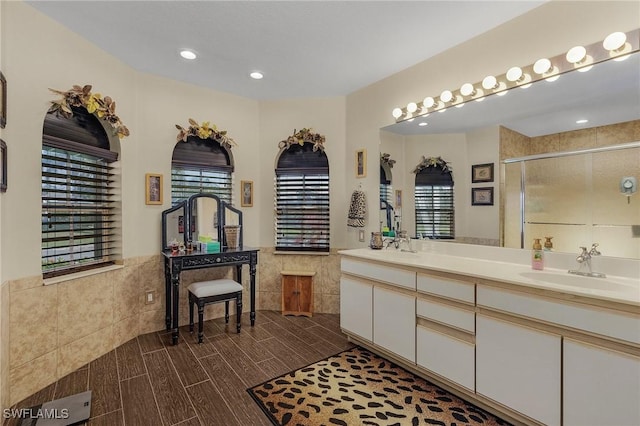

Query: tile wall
[[5, 248, 342, 405]]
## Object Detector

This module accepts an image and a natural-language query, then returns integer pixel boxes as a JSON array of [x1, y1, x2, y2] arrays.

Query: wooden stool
[[188, 279, 243, 343]]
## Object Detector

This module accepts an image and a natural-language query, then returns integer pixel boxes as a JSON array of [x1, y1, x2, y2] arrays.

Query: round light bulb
[[440, 90, 453, 103], [460, 83, 475, 97], [423, 97, 436, 109], [603, 32, 626, 51], [482, 75, 498, 90], [407, 102, 418, 113], [506, 66, 523, 82], [533, 58, 552, 75], [392, 108, 403, 119], [180, 50, 197, 60], [566, 46, 586, 64]]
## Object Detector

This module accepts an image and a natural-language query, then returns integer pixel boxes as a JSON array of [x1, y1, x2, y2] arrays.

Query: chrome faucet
[[383, 230, 416, 252], [569, 243, 606, 278]]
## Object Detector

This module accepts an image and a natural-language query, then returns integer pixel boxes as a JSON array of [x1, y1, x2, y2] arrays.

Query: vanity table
[[161, 193, 256, 345], [162, 246, 259, 345]]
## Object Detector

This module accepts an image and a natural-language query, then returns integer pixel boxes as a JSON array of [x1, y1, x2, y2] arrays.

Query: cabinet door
[[564, 339, 640, 426], [373, 287, 415, 362], [476, 315, 561, 426], [340, 277, 373, 341], [281, 275, 299, 315], [297, 276, 313, 314]]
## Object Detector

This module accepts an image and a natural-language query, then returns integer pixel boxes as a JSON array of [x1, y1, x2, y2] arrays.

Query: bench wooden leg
[[225, 301, 229, 323], [236, 293, 242, 333], [197, 303, 205, 343], [189, 296, 194, 333]]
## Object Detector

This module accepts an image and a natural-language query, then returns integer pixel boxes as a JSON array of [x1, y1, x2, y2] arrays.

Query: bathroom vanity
[[339, 243, 640, 426]]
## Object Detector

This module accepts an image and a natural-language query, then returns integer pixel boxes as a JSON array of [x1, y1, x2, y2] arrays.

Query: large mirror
[[381, 49, 640, 259], [161, 200, 187, 250], [189, 194, 222, 243]]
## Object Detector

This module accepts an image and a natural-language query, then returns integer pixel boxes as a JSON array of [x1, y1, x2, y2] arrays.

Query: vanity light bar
[[392, 28, 640, 123]]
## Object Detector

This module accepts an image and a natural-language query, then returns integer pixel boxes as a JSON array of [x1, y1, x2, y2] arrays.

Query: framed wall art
[[356, 149, 367, 178], [145, 173, 163, 205], [471, 162, 494, 183], [241, 180, 253, 207], [395, 189, 402, 208], [0, 139, 6, 192], [0, 72, 6, 129], [472, 187, 494, 206]]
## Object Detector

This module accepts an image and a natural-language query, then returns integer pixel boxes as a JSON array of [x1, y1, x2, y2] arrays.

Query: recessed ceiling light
[[180, 50, 197, 60], [418, 122, 428, 127], [250, 71, 264, 80], [576, 119, 589, 124]]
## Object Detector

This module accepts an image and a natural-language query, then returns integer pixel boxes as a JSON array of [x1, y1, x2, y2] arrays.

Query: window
[[415, 165, 454, 239], [41, 108, 119, 278], [380, 164, 392, 205], [171, 136, 233, 205], [275, 142, 329, 252]]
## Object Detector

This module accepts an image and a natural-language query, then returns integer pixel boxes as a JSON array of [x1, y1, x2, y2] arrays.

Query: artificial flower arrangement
[[48, 84, 130, 139], [279, 128, 325, 152], [380, 152, 396, 168], [412, 156, 452, 173], [175, 118, 236, 149]]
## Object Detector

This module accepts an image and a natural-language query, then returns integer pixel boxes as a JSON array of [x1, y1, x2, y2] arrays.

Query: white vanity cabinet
[[340, 257, 416, 361], [416, 274, 476, 391], [339, 248, 640, 426], [476, 315, 561, 426], [373, 286, 415, 362], [563, 339, 640, 426], [339, 276, 373, 341]]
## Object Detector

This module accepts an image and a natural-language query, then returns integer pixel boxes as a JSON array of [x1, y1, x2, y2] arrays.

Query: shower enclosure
[[503, 142, 640, 258]]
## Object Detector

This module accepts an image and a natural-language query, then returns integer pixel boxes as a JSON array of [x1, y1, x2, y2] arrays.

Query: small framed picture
[[241, 180, 253, 207], [145, 173, 163, 205], [0, 139, 6, 192], [472, 187, 494, 206], [471, 163, 494, 183], [395, 189, 402, 208], [356, 149, 367, 178], [0, 72, 6, 129]]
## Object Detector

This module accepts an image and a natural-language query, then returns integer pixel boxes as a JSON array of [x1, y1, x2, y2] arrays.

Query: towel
[[347, 190, 367, 228]]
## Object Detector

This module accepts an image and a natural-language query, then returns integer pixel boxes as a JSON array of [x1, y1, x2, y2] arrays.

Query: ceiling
[[25, 1, 544, 100]]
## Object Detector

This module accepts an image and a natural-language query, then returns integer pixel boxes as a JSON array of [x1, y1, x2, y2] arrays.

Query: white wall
[[257, 98, 347, 249]]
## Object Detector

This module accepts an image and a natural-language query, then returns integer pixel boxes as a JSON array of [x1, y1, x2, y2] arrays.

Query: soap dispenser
[[544, 237, 554, 251], [532, 238, 544, 270]]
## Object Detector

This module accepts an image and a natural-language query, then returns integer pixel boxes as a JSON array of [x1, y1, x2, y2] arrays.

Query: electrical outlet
[[358, 229, 365, 242], [145, 290, 156, 305]]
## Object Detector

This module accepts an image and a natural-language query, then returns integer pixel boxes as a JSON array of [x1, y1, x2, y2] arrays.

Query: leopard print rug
[[248, 346, 511, 426]]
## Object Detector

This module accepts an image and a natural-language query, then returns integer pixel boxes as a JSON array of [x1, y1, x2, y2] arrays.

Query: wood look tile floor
[[4, 311, 354, 426]]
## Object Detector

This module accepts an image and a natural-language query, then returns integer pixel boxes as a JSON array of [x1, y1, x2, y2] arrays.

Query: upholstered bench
[[188, 279, 243, 343]]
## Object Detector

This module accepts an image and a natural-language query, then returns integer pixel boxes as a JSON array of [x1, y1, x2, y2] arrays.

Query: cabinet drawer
[[417, 326, 475, 391], [477, 286, 640, 345], [417, 298, 475, 333], [417, 274, 474, 304], [342, 258, 416, 290]]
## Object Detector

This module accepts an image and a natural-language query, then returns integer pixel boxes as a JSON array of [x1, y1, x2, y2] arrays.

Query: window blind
[[275, 171, 330, 252], [415, 184, 454, 239], [42, 145, 117, 277], [171, 166, 232, 205]]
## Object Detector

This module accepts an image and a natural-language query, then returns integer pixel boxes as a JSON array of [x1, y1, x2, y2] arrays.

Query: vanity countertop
[[339, 247, 640, 308]]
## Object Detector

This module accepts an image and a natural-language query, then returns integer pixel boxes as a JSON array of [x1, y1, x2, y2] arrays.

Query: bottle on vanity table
[[532, 238, 544, 270]]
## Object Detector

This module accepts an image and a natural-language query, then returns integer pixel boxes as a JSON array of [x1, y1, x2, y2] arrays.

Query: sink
[[519, 272, 633, 292]]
